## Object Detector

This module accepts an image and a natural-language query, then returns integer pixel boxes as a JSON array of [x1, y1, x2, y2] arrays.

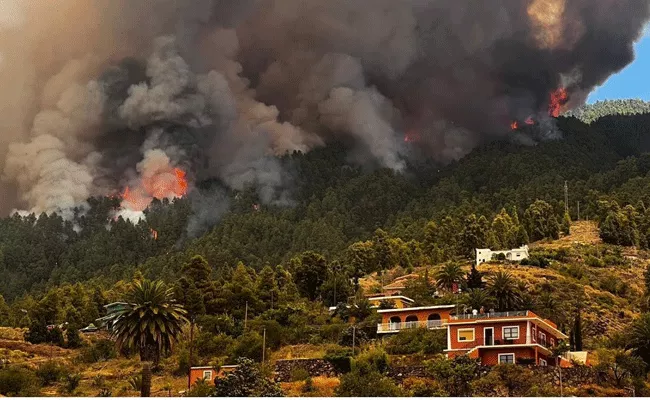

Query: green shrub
[[128, 374, 142, 391], [302, 377, 315, 393], [64, 374, 81, 394], [324, 347, 353, 373], [290, 367, 310, 382], [585, 256, 605, 268], [336, 370, 403, 396], [195, 332, 234, 358], [36, 360, 65, 386], [80, 339, 117, 363], [92, 375, 106, 388], [564, 263, 586, 280], [229, 331, 264, 362], [338, 326, 368, 347], [0, 366, 40, 396], [187, 378, 214, 397], [66, 329, 83, 348], [354, 348, 390, 374], [385, 328, 446, 355], [599, 275, 629, 297]]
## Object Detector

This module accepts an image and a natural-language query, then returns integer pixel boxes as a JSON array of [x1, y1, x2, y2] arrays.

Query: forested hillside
[[1, 114, 650, 300], [564, 99, 650, 124], [1, 112, 650, 396]]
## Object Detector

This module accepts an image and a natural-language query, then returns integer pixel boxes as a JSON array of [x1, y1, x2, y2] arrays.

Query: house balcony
[[377, 319, 448, 333], [451, 310, 529, 320]]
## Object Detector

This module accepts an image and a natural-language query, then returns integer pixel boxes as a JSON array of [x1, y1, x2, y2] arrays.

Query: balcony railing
[[447, 335, 551, 351], [377, 319, 448, 333], [451, 311, 529, 320]]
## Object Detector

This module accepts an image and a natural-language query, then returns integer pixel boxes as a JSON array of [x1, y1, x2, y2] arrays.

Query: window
[[550, 338, 555, 347], [498, 353, 515, 364], [502, 326, 519, 340], [539, 332, 547, 347], [540, 359, 547, 366], [203, 370, 212, 380], [457, 328, 475, 342]]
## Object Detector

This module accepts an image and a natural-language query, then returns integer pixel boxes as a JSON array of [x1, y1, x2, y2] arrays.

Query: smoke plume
[[0, 0, 648, 223]]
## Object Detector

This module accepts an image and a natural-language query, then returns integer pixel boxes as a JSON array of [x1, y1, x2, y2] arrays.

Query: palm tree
[[110, 279, 188, 397], [465, 289, 494, 311], [486, 271, 521, 311], [435, 263, 464, 292], [630, 313, 650, 366]]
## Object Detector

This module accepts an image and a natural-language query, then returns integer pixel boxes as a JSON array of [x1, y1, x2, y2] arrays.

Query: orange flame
[[404, 129, 420, 143], [150, 228, 158, 240], [510, 121, 519, 130], [525, 116, 535, 125], [549, 87, 568, 117], [121, 167, 189, 212]]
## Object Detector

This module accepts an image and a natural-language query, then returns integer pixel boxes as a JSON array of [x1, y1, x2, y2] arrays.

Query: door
[[484, 327, 494, 346]]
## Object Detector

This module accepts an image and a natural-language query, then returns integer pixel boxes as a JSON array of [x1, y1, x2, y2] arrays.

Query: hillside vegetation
[[0, 112, 650, 396]]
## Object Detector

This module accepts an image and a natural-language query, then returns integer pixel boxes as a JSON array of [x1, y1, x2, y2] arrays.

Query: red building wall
[[448, 321, 529, 350]]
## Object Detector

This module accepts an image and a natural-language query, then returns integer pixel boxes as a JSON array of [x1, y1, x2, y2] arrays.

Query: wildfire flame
[[549, 87, 568, 117], [121, 167, 189, 212], [525, 116, 535, 125], [150, 228, 158, 240], [404, 129, 420, 143], [510, 121, 519, 130]]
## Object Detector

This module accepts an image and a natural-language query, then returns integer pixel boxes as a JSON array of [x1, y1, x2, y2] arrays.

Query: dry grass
[[269, 344, 327, 362], [534, 220, 601, 250], [280, 376, 339, 397], [0, 327, 26, 341]]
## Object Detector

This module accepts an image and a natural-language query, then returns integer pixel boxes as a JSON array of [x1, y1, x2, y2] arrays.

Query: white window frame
[[457, 328, 476, 342], [539, 359, 548, 366], [550, 338, 555, 348], [203, 370, 212, 380], [498, 353, 516, 364], [532, 325, 536, 342], [502, 325, 520, 340], [539, 332, 547, 347]]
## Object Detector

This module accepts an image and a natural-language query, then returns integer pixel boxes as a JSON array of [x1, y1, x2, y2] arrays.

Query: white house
[[475, 245, 529, 265]]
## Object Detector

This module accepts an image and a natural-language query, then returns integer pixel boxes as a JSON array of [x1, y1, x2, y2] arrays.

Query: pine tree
[[466, 265, 484, 289], [573, 309, 583, 351]]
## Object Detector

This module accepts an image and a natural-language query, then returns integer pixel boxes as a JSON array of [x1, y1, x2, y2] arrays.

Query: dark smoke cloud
[[0, 0, 648, 223]]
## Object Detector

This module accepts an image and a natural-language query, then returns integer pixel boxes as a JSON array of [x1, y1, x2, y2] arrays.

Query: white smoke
[[3, 73, 106, 217], [319, 86, 405, 170], [4, 135, 93, 219]]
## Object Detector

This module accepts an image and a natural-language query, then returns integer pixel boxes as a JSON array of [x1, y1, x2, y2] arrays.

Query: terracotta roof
[[382, 281, 407, 290]]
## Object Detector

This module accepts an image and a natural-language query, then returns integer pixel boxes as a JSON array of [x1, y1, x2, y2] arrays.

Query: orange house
[[189, 365, 238, 385], [445, 311, 568, 366], [376, 305, 456, 333]]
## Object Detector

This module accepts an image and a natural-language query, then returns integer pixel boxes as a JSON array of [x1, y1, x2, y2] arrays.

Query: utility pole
[[351, 326, 356, 356], [577, 201, 580, 221], [333, 263, 337, 306], [557, 355, 563, 397], [262, 328, 267, 364], [244, 301, 248, 331], [187, 316, 195, 390], [564, 181, 569, 216]]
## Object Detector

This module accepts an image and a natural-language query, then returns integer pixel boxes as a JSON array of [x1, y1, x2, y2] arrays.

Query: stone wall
[[273, 358, 338, 382], [274, 358, 598, 388], [387, 363, 597, 387]]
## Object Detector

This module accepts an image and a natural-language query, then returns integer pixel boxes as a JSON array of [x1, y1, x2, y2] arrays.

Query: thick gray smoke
[[0, 0, 648, 223]]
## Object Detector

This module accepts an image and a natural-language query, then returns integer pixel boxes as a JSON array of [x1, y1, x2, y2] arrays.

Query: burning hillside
[[0, 0, 648, 221]]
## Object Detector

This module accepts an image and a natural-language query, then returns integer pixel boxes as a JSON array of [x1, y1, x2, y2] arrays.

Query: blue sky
[[587, 26, 650, 103]]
